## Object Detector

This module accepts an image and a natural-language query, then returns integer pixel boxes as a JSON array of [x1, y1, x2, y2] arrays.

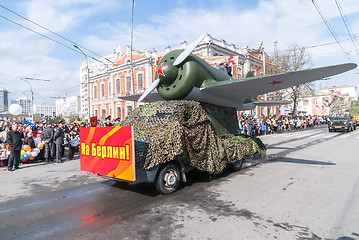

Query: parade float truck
[[80, 101, 266, 195], [80, 35, 356, 194]]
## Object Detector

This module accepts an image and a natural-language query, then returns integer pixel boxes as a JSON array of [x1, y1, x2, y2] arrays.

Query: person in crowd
[[6, 122, 23, 171], [0, 119, 4, 132], [247, 117, 254, 137], [114, 117, 121, 126], [66, 127, 79, 160], [53, 121, 65, 163], [105, 115, 114, 127], [0, 124, 10, 143], [0, 143, 10, 167], [42, 122, 54, 163], [24, 132, 36, 149]]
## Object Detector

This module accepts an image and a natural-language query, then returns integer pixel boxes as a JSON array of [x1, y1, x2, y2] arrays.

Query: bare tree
[[271, 43, 312, 116]]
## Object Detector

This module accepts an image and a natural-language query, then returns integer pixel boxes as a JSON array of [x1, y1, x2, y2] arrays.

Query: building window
[[117, 106, 121, 119], [94, 85, 98, 98], [138, 73, 144, 90], [126, 76, 131, 93], [101, 109, 106, 118], [101, 84, 105, 97], [116, 78, 121, 93], [94, 110, 98, 117], [127, 106, 133, 115], [108, 82, 112, 95]]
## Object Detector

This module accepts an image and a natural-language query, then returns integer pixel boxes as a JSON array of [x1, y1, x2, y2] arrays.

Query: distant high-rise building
[[34, 103, 56, 118], [0, 89, 9, 112]]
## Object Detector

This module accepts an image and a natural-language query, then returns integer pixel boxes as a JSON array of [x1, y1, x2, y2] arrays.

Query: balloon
[[22, 158, 28, 163], [31, 152, 38, 157], [23, 145, 31, 151], [33, 148, 40, 153], [26, 151, 31, 155], [37, 143, 44, 149], [29, 155, 35, 160], [20, 155, 23, 160], [21, 150, 26, 155], [9, 104, 22, 115], [23, 154, 29, 159]]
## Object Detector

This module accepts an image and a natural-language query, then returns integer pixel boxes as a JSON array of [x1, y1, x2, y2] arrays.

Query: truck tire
[[232, 159, 243, 171], [156, 163, 180, 194]]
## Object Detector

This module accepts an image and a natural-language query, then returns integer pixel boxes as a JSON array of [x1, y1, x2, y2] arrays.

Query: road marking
[[308, 133, 325, 138], [353, 131, 359, 135], [338, 134, 351, 139]]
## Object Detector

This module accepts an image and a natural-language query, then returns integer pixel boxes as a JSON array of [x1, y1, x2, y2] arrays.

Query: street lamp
[[74, 45, 91, 121], [21, 78, 34, 121]]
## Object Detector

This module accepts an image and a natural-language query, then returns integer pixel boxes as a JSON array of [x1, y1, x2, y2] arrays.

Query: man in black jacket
[[6, 122, 23, 171], [42, 123, 54, 163], [54, 121, 65, 163]]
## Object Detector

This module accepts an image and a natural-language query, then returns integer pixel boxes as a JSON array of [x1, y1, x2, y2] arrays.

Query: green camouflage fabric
[[118, 100, 266, 174]]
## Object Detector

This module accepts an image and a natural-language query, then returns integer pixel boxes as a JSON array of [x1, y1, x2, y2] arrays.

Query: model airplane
[[120, 35, 357, 110]]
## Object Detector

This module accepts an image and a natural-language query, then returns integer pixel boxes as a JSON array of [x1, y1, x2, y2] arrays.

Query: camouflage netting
[[118, 100, 266, 174]]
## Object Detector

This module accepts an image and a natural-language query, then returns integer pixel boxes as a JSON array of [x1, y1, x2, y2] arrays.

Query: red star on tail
[[268, 80, 282, 85]]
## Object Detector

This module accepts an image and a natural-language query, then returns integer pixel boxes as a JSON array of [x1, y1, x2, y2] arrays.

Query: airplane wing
[[118, 92, 164, 102], [119, 63, 356, 110], [201, 63, 357, 102]]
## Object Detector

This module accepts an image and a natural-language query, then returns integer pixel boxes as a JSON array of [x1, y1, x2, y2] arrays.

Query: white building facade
[[55, 96, 81, 117], [34, 103, 56, 118], [296, 86, 358, 115]]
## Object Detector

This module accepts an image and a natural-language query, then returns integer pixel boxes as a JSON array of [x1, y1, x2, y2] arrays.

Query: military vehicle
[[328, 115, 356, 132], [80, 35, 356, 194]]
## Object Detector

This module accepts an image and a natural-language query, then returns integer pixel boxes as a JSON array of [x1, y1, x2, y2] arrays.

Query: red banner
[[80, 126, 135, 181], [90, 117, 97, 127]]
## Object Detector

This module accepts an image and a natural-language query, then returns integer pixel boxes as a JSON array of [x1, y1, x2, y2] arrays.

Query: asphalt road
[[0, 126, 358, 240]]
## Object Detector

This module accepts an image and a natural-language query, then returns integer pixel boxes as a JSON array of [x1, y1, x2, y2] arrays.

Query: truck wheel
[[232, 159, 243, 171], [156, 163, 180, 194]]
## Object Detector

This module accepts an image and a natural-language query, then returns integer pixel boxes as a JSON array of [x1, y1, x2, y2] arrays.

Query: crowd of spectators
[[0, 119, 80, 171], [238, 114, 330, 137], [0, 114, 329, 170]]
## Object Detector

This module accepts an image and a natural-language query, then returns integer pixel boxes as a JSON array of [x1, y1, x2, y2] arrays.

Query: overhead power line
[[0, 13, 80, 54], [311, 0, 352, 62], [0, 4, 114, 64], [334, 0, 359, 57]]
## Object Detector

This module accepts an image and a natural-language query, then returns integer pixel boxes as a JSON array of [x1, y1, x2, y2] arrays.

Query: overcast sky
[[1, 0, 359, 104]]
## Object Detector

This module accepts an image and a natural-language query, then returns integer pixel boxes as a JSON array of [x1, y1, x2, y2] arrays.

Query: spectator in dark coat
[[24, 132, 36, 149], [42, 123, 54, 163], [6, 122, 23, 171], [53, 121, 65, 163]]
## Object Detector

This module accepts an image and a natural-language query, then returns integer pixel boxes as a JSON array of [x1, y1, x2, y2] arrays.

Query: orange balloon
[[37, 143, 44, 149], [23, 145, 31, 151]]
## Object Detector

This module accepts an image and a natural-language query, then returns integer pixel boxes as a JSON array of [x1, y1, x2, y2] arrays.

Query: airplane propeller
[[173, 34, 206, 66], [138, 34, 206, 103], [138, 78, 160, 103]]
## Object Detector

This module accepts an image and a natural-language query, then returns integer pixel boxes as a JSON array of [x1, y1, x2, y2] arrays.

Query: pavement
[[0, 154, 102, 203]]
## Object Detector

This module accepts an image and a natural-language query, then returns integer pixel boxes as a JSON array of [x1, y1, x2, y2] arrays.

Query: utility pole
[[21, 77, 50, 122], [74, 45, 91, 121]]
